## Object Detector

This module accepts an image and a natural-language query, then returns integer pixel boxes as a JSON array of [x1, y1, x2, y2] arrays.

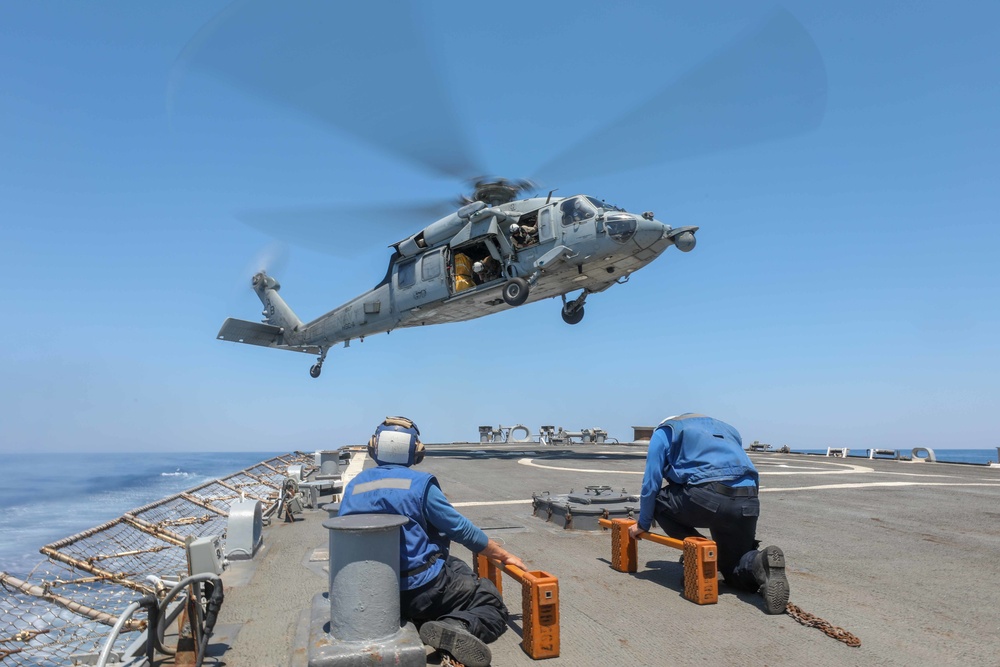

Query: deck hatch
[[532, 484, 640, 530]]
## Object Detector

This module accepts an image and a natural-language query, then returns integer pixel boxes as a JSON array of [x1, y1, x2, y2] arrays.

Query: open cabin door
[[538, 207, 556, 244], [449, 219, 506, 294]]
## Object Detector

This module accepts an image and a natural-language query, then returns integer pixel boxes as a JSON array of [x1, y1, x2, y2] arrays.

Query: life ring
[[510, 425, 531, 442]]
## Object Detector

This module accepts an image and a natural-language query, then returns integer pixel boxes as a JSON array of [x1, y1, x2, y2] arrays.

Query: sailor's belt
[[401, 551, 442, 578], [701, 482, 758, 497]]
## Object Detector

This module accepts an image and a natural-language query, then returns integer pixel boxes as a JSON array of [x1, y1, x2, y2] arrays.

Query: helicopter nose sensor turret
[[672, 231, 697, 252]]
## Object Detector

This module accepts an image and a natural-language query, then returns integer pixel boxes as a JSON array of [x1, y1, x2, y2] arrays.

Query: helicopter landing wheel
[[502, 277, 529, 307], [310, 347, 328, 379], [561, 304, 585, 325]]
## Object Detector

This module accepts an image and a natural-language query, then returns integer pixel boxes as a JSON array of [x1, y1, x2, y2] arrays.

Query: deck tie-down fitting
[[307, 513, 425, 666], [474, 553, 560, 659], [599, 518, 719, 605]]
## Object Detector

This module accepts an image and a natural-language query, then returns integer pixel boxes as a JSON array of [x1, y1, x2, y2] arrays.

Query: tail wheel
[[561, 304, 585, 325], [310, 347, 327, 378], [502, 277, 529, 306]]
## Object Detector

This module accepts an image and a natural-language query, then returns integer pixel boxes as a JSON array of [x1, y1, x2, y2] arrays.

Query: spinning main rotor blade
[[532, 8, 827, 184], [235, 201, 458, 257], [169, 0, 482, 180]]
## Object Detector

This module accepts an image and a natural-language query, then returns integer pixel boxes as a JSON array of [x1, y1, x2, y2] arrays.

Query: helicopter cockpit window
[[603, 212, 637, 243], [560, 197, 598, 225], [586, 196, 624, 212], [397, 258, 416, 288]]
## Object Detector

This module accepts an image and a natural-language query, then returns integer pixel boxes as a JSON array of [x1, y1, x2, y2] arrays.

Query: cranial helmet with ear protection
[[368, 416, 424, 466]]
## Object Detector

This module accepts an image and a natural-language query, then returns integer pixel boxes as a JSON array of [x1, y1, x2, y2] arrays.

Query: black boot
[[752, 545, 789, 615], [419, 619, 492, 667]]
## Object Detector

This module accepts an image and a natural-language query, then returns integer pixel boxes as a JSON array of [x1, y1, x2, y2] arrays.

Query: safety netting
[[0, 452, 313, 666]]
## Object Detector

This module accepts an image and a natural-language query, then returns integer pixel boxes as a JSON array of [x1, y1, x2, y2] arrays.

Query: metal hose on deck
[[154, 572, 224, 657], [95, 572, 224, 666], [95, 600, 146, 667]]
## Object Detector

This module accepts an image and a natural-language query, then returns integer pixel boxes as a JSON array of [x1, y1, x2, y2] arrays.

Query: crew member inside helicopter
[[340, 417, 525, 667], [472, 255, 500, 285], [509, 222, 537, 249], [560, 197, 595, 224]]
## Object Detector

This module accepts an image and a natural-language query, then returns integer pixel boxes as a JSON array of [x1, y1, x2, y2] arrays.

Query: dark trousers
[[653, 482, 761, 590], [400, 555, 509, 644]]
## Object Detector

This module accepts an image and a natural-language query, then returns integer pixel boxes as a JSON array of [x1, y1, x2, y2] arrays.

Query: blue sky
[[1, 1, 997, 453]]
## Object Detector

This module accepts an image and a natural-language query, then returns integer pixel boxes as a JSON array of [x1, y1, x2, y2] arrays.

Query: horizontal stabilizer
[[217, 318, 320, 355]]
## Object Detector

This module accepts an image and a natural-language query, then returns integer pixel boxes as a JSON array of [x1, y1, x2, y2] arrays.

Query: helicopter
[[218, 178, 698, 377], [182, 3, 825, 378]]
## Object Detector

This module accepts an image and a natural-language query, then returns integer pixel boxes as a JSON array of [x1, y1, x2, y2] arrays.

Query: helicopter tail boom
[[251, 271, 304, 333]]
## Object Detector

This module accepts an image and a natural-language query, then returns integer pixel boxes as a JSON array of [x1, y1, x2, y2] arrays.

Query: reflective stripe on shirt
[[351, 477, 413, 495]]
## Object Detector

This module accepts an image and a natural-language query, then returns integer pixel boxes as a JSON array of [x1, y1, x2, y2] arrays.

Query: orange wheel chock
[[475, 553, 560, 659], [599, 518, 718, 605]]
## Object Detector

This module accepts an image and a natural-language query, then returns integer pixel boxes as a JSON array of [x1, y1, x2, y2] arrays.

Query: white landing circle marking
[[517, 457, 874, 475], [875, 471, 986, 479], [511, 459, 1000, 494], [764, 481, 1000, 492], [517, 458, 642, 475], [754, 459, 873, 474], [452, 499, 534, 508]]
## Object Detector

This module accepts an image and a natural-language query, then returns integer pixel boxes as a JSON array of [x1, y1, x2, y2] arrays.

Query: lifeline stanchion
[[598, 518, 718, 605], [474, 553, 559, 659]]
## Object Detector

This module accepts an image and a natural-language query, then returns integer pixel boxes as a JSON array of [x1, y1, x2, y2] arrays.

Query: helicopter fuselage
[[217, 195, 697, 376]]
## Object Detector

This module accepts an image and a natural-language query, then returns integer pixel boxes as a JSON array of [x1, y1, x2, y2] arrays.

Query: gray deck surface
[[213, 444, 1000, 666]]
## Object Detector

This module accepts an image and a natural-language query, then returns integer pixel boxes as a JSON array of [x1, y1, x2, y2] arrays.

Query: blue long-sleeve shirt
[[424, 484, 489, 552], [638, 427, 671, 531], [637, 425, 756, 531]]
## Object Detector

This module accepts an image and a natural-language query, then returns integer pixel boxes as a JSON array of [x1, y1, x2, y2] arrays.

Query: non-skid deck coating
[[214, 444, 1000, 666]]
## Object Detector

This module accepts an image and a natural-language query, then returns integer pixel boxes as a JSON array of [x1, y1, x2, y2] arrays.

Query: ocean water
[[0, 451, 278, 578], [795, 448, 999, 464]]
